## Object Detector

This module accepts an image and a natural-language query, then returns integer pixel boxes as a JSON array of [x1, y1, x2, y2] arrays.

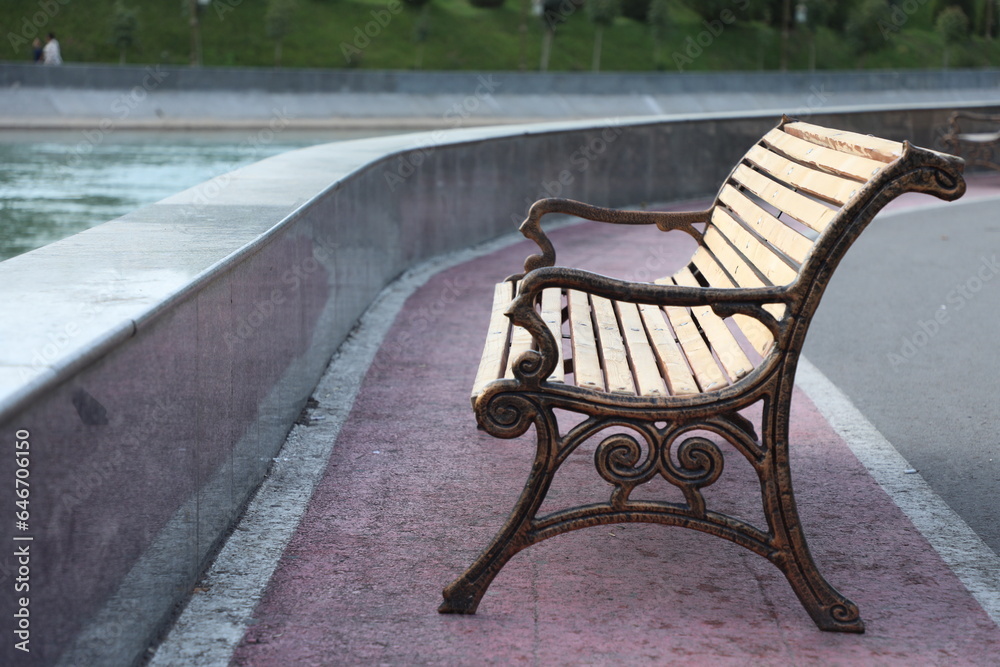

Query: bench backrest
[[683, 118, 964, 357]]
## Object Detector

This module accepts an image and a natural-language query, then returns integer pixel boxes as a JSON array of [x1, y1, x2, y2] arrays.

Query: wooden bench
[[942, 110, 1000, 171], [439, 117, 966, 632]]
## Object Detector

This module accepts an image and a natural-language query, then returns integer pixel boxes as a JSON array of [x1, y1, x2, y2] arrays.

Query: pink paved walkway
[[232, 177, 1000, 665]]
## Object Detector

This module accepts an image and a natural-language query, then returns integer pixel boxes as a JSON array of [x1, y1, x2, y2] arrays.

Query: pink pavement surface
[[232, 176, 1000, 666]]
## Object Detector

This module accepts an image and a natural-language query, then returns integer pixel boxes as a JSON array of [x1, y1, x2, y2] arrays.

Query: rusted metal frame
[[751, 373, 865, 633], [511, 197, 711, 280], [941, 111, 1000, 172], [446, 121, 966, 629], [541, 395, 768, 467], [740, 151, 966, 634], [439, 395, 560, 614], [792, 149, 967, 328], [528, 507, 775, 558], [476, 346, 781, 425]]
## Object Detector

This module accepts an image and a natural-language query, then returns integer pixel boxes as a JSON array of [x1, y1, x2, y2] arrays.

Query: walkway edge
[[145, 220, 575, 667], [796, 356, 1000, 627]]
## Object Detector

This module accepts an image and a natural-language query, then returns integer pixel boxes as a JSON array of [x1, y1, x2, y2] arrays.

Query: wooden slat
[[784, 121, 903, 163], [690, 249, 775, 358], [710, 207, 798, 286], [472, 281, 514, 401], [762, 128, 885, 181], [638, 304, 699, 396], [699, 229, 787, 322], [615, 301, 668, 397], [672, 268, 754, 382], [719, 184, 812, 264], [732, 164, 837, 232], [567, 290, 604, 391], [540, 288, 565, 384], [591, 295, 636, 395], [653, 287, 728, 392], [745, 144, 861, 206]]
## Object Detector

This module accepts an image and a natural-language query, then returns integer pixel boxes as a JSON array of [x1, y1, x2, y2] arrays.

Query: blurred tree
[[266, 0, 298, 67], [620, 0, 649, 22], [648, 0, 670, 69], [404, 0, 433, 69], [845, 0, 891, 54], [586, 0, 621, 71], [536, 0, 573, 71], [109, 0, 139, 65], [936, 4, 969, 67]]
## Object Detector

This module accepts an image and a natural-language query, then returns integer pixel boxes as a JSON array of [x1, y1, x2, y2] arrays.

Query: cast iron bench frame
[[942, 110, 1000, 171], [440, 117, 966, 632]]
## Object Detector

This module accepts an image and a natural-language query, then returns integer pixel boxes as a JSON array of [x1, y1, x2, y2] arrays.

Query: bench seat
[[473, 121, 909, 405]]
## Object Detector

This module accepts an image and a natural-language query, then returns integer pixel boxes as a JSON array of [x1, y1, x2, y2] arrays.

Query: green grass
[[2, 0, 999, 71]]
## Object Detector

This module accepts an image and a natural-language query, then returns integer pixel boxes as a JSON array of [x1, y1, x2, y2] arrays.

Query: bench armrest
[[504, 266, 792, 384], [513, 198, 711, 279]]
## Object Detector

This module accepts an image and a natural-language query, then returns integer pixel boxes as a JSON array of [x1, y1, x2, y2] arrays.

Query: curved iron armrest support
[[505, 266, 796, 386], [942, 111, 1000, 148], [510, 198, 712, 281]]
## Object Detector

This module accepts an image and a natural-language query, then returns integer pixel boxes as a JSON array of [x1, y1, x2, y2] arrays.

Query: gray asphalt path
[[804, 190, 1000, 556]]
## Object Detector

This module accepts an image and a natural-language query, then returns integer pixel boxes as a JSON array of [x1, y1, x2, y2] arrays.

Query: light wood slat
[[567, 290, 605, 391], [638, 304, 699, 396], [650, 288, 727, 392], [690, 249, 775, 357], [505, 319, 535, 380], [784, 121, 903, 163], [590, 295, 636, 395], [762, 128, 885, 181], [719, 184, 812, 264], [699, 230, 787, 321], [672, 268, 754, 382], [540, 288, 565, 384], [615, 301, 668, 397], [732, 164, 837, 232], [745, 144, 861, 206], [711, 207, 798, 286], [472, 281, 514, 401]]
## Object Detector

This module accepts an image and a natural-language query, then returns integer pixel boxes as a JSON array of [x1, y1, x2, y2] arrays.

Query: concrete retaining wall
[[0, 104, 994, 666], [4, 62, 1000, 95]]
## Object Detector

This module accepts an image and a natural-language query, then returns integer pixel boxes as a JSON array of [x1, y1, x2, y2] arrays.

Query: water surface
[[0, 128, 402, 262]]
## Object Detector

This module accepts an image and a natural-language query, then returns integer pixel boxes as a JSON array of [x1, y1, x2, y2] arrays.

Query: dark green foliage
[[620, 0, 648, 23], [586, 0, 620, 26], [936, 4, 969, 43], [109, 0, 139, 64], [844, 0, 891, 52]]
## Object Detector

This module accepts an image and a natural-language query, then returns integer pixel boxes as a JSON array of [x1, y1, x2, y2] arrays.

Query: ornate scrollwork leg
[[440, 394, 557, 614], [759, 397, 865, 633]]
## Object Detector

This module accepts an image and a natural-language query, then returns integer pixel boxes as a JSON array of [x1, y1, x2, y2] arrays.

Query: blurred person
[[42, 33, 62, 65], [32, 38, 43, 63]]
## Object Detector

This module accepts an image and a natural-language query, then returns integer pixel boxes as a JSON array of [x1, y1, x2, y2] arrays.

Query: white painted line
[[146, 218, 581, 666], [796, 356, 1000, 627]]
